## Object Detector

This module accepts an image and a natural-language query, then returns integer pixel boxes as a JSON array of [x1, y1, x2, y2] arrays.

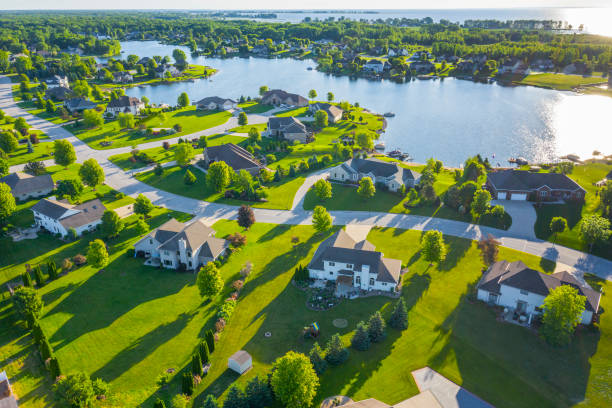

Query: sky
[[0, 0, 609, 10]]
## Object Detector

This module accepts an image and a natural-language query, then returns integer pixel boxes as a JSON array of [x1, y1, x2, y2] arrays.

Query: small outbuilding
[[228, 350, 252, 375]]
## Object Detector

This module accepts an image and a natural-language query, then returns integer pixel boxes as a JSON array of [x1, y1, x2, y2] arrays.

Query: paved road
[[2, 75, 611, 281]]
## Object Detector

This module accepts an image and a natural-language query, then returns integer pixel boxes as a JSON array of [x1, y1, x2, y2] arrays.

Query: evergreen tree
[[40, 337, 53, 361], [325, 333, 348, 365], [308, 342, 327, 375], [184, 169, 197, 185], [389, 298, 409, 330], [32, 322, 45, 344], [351, 321, 371, 351], [273, 168, 281, 182], [202, 395, 219, 408], [367, 311, 386, 342], [34, 265, 45, 287], [192, 352, 203, 377], [205, 330, 215, 353], [199, 340, 210, 364], [288, 164, 296, 177], [49, 356, 62, 378], [47, 260, 58, 280], [223, 385, 247, 408], [22, 271, 33, 287], [244, 376, 273, 408], [153, 399, 167, 408], [181, 372, 194, 396]]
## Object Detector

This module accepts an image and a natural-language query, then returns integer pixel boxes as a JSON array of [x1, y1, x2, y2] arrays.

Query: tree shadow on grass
[[439, 236, 472, 272], [540, 246, 558, 273], [41, 282, 79, 306], [255, 224, 292, 244]]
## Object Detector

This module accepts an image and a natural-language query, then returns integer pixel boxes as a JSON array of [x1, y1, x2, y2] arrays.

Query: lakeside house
[[309, 102, 343, 123], [31, 197, 105, 237], [330, 158, 421, 192], [363, 59, 384, 73], [193, 96, 237, 111], [0, 371, 18, 408], [105, 96, 145, 117], [0, 172, 54, 201], [133, 218, 229, 270], [64, 97, 97, 113], [261, 89, 308, 107], [267, 116, 309, 143], [477, 260, 601, 325], [45, 74, 69, 89], [45, 86, 72, 101], [203, 143, 264, 175], [485, 169, 586, 201], [154, 64, 180, 78], [410, 60, 435, 74], [308, 229, 401, 293], [112, 71, 133, 83]]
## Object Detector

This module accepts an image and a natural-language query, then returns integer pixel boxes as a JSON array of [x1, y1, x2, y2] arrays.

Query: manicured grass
[[239, 102, 274, 114], [66, 107, 232, 150], [5, 139, 54, 166], [515, 73, 606, 91], [228, 123, 267, 133], [275, 106, 310, 117], [98, 64, 216, 89]]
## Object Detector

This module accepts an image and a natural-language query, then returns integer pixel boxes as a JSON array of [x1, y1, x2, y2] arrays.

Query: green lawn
[[5, 139, 53, 166], [239, 102, 274, 114], [274, 106, 310, 117], [97, 64, 216, 89], [228, 123, 267, 133], [66, 107, 232, 150], [515, 73, 606, 91]]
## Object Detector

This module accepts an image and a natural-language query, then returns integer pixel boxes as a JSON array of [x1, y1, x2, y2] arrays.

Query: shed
[[228, 350, 252, 375]]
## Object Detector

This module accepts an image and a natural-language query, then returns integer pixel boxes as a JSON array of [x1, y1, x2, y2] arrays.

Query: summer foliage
[[270, 351, 319, 408], [196, 262, 224, 299], [541, 285, 586, 346]]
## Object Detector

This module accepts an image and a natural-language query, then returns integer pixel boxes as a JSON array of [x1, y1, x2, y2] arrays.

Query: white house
[[228, 350, 252, 375], [133, 218, 229, 271], [330, 158, 421, 192], [363, 59, 384, 73], [105, 96, 145, 117], [31, 197, 105, 237], [477, 260, 601, 325], [193, 96, 237, 111], [308, 229, 402, 293], [1, 172, 54, 201], [45, 75, 69, 89], [0, 371, 18, 408]]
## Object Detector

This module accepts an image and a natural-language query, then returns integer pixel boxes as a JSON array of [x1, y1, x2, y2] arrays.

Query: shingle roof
[[347, 158, 420, 183], [59, 199, 105, 229], [158, 219, 215, 251], [1, 172, 54, 196], [64, 97, 97, 111], [205, 143, 262, 171], [31, 198, 75, 219], [261, 89, 308, 105], [194, 96, 236, 106], [229, 350, 251, 365], [487, 170, 585, 192], [107, 96, 143, 108], [45, 86, 72, 99]]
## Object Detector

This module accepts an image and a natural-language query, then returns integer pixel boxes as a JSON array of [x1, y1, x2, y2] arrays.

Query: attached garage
[[505, 192, 528, 200]]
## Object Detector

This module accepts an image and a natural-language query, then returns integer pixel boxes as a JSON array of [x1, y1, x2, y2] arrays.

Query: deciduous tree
[[550, 216, 568, 241], [175, 143, 194, 166], [421, 230, 446, 266], [271, 351, 319, 408], [197, 263, 223, 299], [580, 215, 611, 252], [207, 161, 231, 192], [237, 205, 255, 230], [0, 182, 16, 225], [357, 176, 375, 199], [134, 194, 154, 216], [54, 140, 76, 167], [541, 285, 586, 346], [87, 239, 109, 269], [101, 210, 124, 238], [314, 179, 332, 201], [78, 158, 105, 188], [312, 205, 332, 233]]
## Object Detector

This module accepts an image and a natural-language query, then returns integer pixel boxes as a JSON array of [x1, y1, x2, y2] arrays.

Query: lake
[[119, 41, 612, 167]]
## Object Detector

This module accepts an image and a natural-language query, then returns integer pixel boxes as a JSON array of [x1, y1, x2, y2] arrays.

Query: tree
[[327, 92, 334, 102], [237, 205, 255, 230], [270, 351, 319, 408], [173, 48, 188, 67], [22, 271, 33, 288], [57, 179, 83, 200], [312, 205, 332, 233], [357, 176, 376, 199], [314, 179, 332, 201], [199, 340, 210, 364], [54, 140, 76, 167], [223, 385, 247, 408], [78, 158, 105, 188], [135, 217, 149, 235], [49, 357, 62, 379], [550, 217, 568, 241], [421, 230, 446, 266], [53, 372, 95, 408], [314, 110, 328, 129], [41, 337, 53, 360], [175, 143, 194, 166], [177, 92, 190, 108], [351, 321, 371, 351], [389, 298, 409, 330], [248, 127, 261, 143], [134, 194, 154, 217], [191, 352, 203, 377], [33, 265, 45, 287], [172, 394, 189, 408], [12, 286, 43, 326], [82, 109, 104, 128], [356, 132, 374, 151], [325, 333, 348, 365], [477, 235, 500, 267], [0, 158, 8, 177], [154, 399, 167, 408], [308, 89, 317, 99], [181, 372, 194, 396], [101, 210, 124, 238], [202, 395, 219, 408], [580, 215, 611, 252], [87, 239, 109, 269], [207, 161, 231, 192], [541, 285, 586, 346], [308, 342, 327, 375], [47, 260, 58, 280], [198, 136, 208, 149], [238, 111, 248, 126], [197, 263, 223, 299], [0, 182, 16, 225], [117, 112, 135, 129], [24, 160, 46, 176], [367, 311, 386, 342], [184, 169, 197, 185], [245, 376, 273, 408], [0, 132, 18, 153], [471, 189, 491, 219], [205, 329, 215, 353], [14, 117, 29, 134], [259, 85, 269, 96], [46, 99, 56, 114]]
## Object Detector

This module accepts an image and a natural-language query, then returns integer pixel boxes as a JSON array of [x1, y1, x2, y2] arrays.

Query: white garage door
[[510, 193, 528, 201]]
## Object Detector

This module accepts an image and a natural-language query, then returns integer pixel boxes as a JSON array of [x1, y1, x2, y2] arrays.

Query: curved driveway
[[2, 76, 611, 281]]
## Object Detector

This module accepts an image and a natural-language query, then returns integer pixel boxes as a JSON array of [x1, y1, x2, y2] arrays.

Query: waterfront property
[[0, 172, 54, 201], [309, 102, 343, 123], [330, 157, 421, 192], [261, 89, 308, 107], [31, 197, 106, 237], [486, 169, 586, 201], [193, 96, 237, 111], [267, 116, 309, 143], [476, 260, 601, 325], [64, 97, 97, 113], [133, 218, 228, 270], [203, 143, 264, 175], [308, 229, 401, 293], [105, 96, 145, 117]]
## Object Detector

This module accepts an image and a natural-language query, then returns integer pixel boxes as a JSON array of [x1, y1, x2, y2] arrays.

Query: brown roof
[[158, 219, 215, 251], [107, 96, 143, 108], [487, 170, 585, 193], [205, 143, 262, 172], [1, 172, 54, 196], [59, 199, 106, 229], [229, 350, 251, 365], [393, 390, 443, 408]]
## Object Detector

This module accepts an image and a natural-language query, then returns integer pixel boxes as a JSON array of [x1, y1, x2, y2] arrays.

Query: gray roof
[[261, 89, 308, 106], [205, 143, 262, 171], [31, 198, 105, 229], [344, 158, 421, 183], [31, 198, 75, 219], [309, 229, 401, 284], [107, 96, 142, 108], [365, 59, 384, 66], [64, 97, 97, 111], [478, 261, 601, 312], [144, 218, 230, 258], [487, 170, 585, 193], [267, 116, 307, 133], [158, 219, 215, 251], [229, 350, 251, 365], [194, 96, 236, 106], [1, 172, 54, 196], [45, 86, 72, 99]]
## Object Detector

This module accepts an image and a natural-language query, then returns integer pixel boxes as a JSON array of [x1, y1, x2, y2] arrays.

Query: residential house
[[363, 59, 384, 73], [486, 169, 586, 201], [112, 71, 133, 83], [137, 57, 152, 66], [499, 59, 530, 75], [447, 55, 460, 64], [309, 102, 343, 123], [45, 75, 69, 89], [105, 96, 145, 117], [531, 58, 554, 71], [563, 62, 589, 75], [455, 60, 477, 74], [45, 86, 72, 101], [64, 97, 97, 113], [261, 89, 308, 107], [267, 116, 310, 143], [31, 197, 105, 237], [387, 49, 397, 57], [308, 229, 402, 293], [155, 64, 180, 79], [0, 371, 18, 408], [133, 218, 229, 270], [251, 45, 269, 56], [411, 60, 435, 74], [203, 143, 264, 175], [193, 96, 237, 111], [477, 260, 601, 325], [0, 172, 54, 201], [340, 391, 442, 408], [330, 158, 421, 192]]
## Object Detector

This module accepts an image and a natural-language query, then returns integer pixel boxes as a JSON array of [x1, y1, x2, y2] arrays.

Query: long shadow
[[255, 223, 292, 244], [41, 282, 78, 305], [439, 236, 472, 272]]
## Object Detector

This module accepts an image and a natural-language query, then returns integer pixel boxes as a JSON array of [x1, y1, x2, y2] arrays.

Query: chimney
[[178, 238, 187, 255]]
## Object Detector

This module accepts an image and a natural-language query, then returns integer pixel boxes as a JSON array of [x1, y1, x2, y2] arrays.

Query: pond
[[116, 41, 612, 166]]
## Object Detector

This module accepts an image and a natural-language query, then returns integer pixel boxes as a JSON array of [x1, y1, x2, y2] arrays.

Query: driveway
[[492, 199, 537, 239]]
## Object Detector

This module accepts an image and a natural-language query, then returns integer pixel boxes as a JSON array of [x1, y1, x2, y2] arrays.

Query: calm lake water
[[118, 41, 612, 166]]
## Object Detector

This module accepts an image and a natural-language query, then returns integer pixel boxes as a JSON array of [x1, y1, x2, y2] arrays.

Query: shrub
[[61, 258, 73, 272], [72, 254, 87, 266], [217, 299, 236, 321], [232, 280, 244, 291], [240, 261, 253, 278], [215, 318, 226, 333], [227, 232, 247, 247]]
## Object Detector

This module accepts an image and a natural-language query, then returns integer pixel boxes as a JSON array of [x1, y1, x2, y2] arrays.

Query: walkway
[[2, 75, 612, 281]]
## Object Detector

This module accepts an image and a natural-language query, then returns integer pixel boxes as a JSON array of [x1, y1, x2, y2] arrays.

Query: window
[[382, 282, 387, 286], [189, 261, 192, 267], [328, 261, 335, 266], [540, 191, 548, 197], [356, 276, 361, 284], [346, 264, 353, 269], [520, 290, 529, 296], [488, 292, 499, 303], [329, 271, 333, 276], [163, 260, 172, 266], [149, 239, 153, 244], [187, 251, 192, 257], [176, 251, 180, 255], [369, 278, 375, 286]]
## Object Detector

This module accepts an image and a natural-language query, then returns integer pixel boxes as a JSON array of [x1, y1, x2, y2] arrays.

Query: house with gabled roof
[[261, 89, 308, 107], [133, 218, 229, 270], [330, 158, 421, 192], [105, 96, 145, 117], [267, 116, 310, 143], [308, 229, 401, 293], [193, 96, 237, 111], [477, 260, 601, 325], [64, 97, 97, 113], [31, 197, 105, 237], [0, 371, 18, 408], [203, 143, 264, 175], [0, 172, 54, 201], [45, 74, 69, 89], [309, 102, 343, 123], [486, 169, 586, 201]]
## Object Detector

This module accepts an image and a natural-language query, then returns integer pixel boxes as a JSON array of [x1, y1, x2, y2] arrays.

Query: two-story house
[[363, 59, 384, 73], [133, 218, 229, 271], [267, 116, 309, 143], [203, 143, 264, 176], [261, 89, 308, 107], [45, 74, 69, 89], [31, 197, 105, 237], [105, 96, 145, 117], [309, 103, 343, 123], [330, 158, 421, 192]]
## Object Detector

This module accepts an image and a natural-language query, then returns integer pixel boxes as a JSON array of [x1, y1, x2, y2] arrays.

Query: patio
[[500, 307, 535, 328]]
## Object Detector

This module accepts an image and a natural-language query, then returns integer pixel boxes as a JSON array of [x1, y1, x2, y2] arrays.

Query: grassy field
[[5, 222, 609, 407], [97, 65, 216, 89], [515, 73, 606, 91], [66, 107, 232, 150], [227, 123, 267, 133], [239, 102, 274, 114]]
